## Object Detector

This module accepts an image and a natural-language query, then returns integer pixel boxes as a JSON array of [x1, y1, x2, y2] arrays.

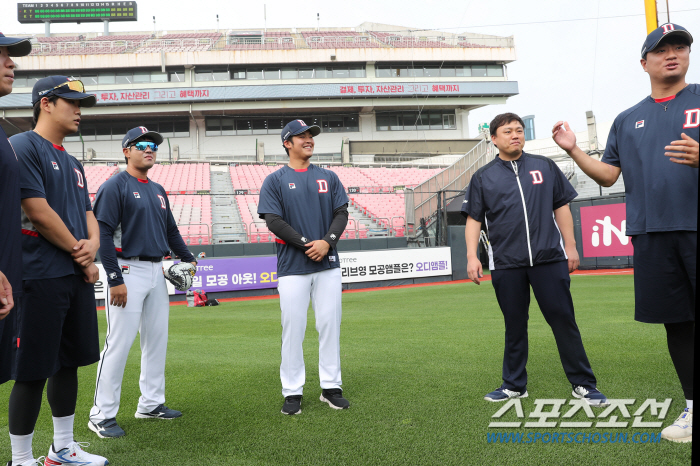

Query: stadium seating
[[370, 32, 452, 48], [137, 33, 222, 53], [301, 31, 381, 49], [170, 194, 213, 245], [148, 163, 211, 193], [84, 165, 119, 203], [223, 32, 297, 50]]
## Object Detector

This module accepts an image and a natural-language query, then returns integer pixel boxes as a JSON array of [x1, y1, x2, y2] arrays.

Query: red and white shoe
[[45, 442, 109, 465]]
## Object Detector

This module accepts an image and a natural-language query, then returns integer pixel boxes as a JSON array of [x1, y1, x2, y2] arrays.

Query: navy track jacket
[[461, 152, 577, 270]]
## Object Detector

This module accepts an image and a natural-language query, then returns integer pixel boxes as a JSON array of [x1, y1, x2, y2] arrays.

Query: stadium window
[[221, 118, 235, 136], [376, 114, 393, 131], [213, 70, 230, 81], [195, 71, 213, 82], [398, 67, 410, 77], [523, 115, 535, 141], [423, 66, 440, 77], [232, 70, 246, 80], [349, 67, 365, 78], [326, 115, 344, 132], [455, 65, 471, 77], [443, 113, 456, 129], [98, 73, 116, 84], [13, 76, 27, 87], [205, 118, 221, 136], [251, 118, 267, 134], [268, 118, 286, 132], [281, 68, 297, 79], [116, 72, 133, 84], [376, 111, 456, 131], [407, 67, 423, 77], [429, 112, 443, 130], [440, 67, 456, 77], [314, 67, 331, 79], [298, 68, 313, 79], [402, 112, 418, 131], [151, 71, 168, 83], [169, 71, 185, 82], [471, 65, 487, 77], [375, 67, 391, 78], [173, 120, 190, 137], [82, 75, 98, 85], [487, 65, 504, 77], [110, 123, 128, 140], [158, 121, 174, 138], [80, 126, 96, 141], [132, 72, 150, 84], [247, 69, 264, 80], [416, 113, 429, 131], [332, 68, 349, 79], [236, 118, 253, 135], [264, 69, 280, 80], [389, 115, 402, 131], [94, 122, 112, 141]]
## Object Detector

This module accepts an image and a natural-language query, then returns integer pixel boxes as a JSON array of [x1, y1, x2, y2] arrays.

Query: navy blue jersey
[[258, 164, 349, 277], [602, 83, 699, 235], [94, 171, 194, 287], [461, 152, 577, 270], [0, 127, 22, 296], [12, 131, 92, 280]]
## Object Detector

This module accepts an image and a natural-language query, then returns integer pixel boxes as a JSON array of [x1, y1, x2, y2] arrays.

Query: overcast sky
[[5, 0, 700, 140]]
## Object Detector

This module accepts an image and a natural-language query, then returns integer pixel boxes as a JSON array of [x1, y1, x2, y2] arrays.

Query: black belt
[[120, 256, 163, 262]]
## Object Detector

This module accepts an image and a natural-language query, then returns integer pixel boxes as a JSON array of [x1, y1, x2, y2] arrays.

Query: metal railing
[[405, 138, 494, 234], [28, 34, 514, 56], [177, 223, 212, 244], [210, 222, 248, 243]]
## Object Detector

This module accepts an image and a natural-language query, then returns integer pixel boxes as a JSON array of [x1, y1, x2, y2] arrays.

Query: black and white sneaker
[[281, 395, 302, 415], [88, 418, 126, 438], [320, 389, 349, 410], [135, 404, 182, 419]]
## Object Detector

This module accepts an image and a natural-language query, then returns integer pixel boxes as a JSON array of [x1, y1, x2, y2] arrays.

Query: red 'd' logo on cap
[[296, 120, 306, 126], [662, 24, 675, 34], [139, 126, 148, 134]]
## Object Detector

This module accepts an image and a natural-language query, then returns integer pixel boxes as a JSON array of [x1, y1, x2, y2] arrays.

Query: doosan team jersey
[[601, 83, 699, 235], [258, 164, 349, 277], [0, 127, 22, 294], [12, 131, 92, 280], [461, 152, 578, 270], [93, 171, 194, 287]]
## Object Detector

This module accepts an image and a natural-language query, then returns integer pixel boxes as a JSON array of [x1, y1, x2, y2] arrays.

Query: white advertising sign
[[338, 247, 452, 283]]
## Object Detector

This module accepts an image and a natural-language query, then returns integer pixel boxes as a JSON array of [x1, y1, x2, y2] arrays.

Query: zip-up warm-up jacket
[[461, 152, 578, 270]]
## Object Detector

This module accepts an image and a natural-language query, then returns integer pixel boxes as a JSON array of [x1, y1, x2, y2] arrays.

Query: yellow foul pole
[[644, 0, 658, 33]]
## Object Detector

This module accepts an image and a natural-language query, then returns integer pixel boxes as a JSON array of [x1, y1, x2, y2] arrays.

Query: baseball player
[[258, 119, 350, 415], [88, 127, 197, 438], [463, 113, 608, 406], [0, 33, 31, 390], [553, 23, 697, 442], [9, 76, 107, 466]]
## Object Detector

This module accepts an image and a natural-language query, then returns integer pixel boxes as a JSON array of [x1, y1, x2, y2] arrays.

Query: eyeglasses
[[37, 79, 85, 97], [130, 141, 159, 152]]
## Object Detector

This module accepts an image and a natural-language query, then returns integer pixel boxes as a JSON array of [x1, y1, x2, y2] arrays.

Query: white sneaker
[[8, 457, 46, 466], [45, 442, 109, 465], [661, 408, 692, 443]]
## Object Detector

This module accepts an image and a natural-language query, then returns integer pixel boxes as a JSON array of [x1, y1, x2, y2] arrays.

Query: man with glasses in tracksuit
[[462, 112, 608, 407]]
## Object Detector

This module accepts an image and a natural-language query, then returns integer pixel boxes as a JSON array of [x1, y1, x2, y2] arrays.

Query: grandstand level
[[1, 21, 519, 243]]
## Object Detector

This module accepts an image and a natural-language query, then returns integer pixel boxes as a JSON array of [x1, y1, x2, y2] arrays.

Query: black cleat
[[281, 395, 303, 415], [320, 389, 349, 410]]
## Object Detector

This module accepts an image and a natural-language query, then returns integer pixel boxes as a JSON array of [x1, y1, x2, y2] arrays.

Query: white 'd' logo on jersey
[[51, 161, 59, 170], [133, 192, 141, 198], [684, 109, 700, 128], [289, 183, 296, 189], [635, 120, 644, 128]]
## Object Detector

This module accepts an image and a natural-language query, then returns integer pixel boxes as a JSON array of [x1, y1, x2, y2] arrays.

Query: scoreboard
[[17, 2, 138, 23]]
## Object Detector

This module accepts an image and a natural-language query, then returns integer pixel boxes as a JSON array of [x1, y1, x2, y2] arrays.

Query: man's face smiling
[[286, 130, 315, 159]]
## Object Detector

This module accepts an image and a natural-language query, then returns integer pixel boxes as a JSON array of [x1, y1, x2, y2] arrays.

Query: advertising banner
[[94, 248, 453, 300], [579, 203, 633, 258]]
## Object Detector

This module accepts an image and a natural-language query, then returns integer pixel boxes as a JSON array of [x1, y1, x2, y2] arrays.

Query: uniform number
[[683, 109, 700, 129], [74, 168, 84, 188], [529, 170, 543, 185], [316, 179, 329, 193], [157, 194, 167, 209]]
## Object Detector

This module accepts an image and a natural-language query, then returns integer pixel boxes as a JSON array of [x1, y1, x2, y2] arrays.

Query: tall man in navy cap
[[0, 32, 31, 385], [553, 23, 697, 443], [88, 127, 196, 438], [8, 77, 108, 466], [258, 119, 350, 415]]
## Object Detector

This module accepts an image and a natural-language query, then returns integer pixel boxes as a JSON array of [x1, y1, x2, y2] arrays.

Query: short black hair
[[489, 112, 525, 137], [31, 95, 59, 128]]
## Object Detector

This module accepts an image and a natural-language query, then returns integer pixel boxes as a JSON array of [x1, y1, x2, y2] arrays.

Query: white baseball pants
[[90, 258, 170, 422], [278, 267, 343, 397]]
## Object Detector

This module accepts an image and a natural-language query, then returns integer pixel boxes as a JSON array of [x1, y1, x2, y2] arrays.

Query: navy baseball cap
[[32, 76, 96, 107], [0, 32, 32, 57], [122, 126, 164, 149], [281, 119, 321, 143], [642, 23, 693, 59]]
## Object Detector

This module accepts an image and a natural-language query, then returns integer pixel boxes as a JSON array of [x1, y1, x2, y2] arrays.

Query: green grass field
[[0, 275, 692, 465]]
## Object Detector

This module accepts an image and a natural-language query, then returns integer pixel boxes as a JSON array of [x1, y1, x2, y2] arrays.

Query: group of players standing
[[0, 20, 696, 466]]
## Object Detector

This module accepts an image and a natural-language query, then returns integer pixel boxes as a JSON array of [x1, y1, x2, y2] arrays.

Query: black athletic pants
[[491, 260, 597, 391]]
